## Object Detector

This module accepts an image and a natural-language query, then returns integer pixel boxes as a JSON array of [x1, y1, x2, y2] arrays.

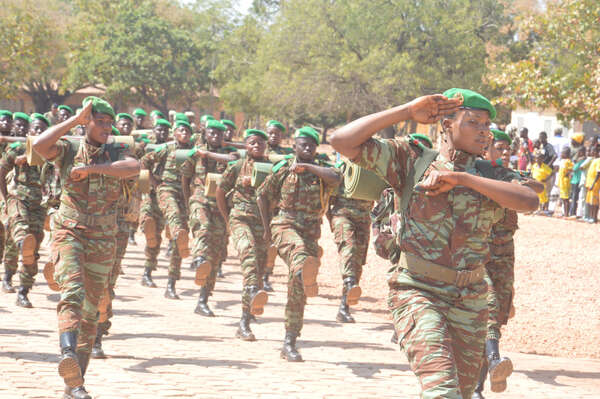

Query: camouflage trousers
[[389, 285, 487, 399], [53, 226, 116, 355], [189, 200, 227, 293], [230, 211, 267, 313], [271, 218, 321, 335], [140, 192, 182, 279], [4, 197, 45, 288], [98, 217, 130, 326], [485, 240, 515, 340], [329, 214, 370, 282]]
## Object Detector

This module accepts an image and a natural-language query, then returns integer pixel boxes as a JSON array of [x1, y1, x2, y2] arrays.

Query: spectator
[[531, 149, 553, 214], [569, 146, 587, 218], [549, 127, 570, 163], [518, 127, 533, 171], [584, 145, 600, 223], [557, 147, 573, 217]]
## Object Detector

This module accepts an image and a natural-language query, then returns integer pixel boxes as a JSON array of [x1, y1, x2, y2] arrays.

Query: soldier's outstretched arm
[[69, 156, 140, 181], [330, 95, 462, 159], [198, 149, 238, 163], [33, 101, 92, 160], [291, 163, 341, 186]]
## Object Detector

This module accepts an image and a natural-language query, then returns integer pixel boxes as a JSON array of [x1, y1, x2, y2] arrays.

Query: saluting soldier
[[133, 108, 147, 130], [33, 96, 139, 399], [330, 89, 538, 398]]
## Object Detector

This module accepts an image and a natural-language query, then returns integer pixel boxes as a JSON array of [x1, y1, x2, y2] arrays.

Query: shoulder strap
[[60, 139, 80, 183], [399, 145, 438, 214]]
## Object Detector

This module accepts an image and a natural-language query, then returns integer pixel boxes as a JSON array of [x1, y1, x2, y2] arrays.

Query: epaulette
[[228, 159, 239, 166], [408, 137, 426, 151], [490, 158, 504, 167], [335, 160, 344, 168], [320, 161, 334, 168], [316, 153, 331, 161], [272, 158, 290, 173], [9, 142, 23, 149], [153, 143, 167, 152], [186, 147, 197, 157]]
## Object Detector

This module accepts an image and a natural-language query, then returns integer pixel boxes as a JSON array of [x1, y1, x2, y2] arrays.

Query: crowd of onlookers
[[505, 126, 598, 222]]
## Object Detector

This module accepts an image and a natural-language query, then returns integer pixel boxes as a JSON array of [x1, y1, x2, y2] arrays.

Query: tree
[[490, 0, 600, 124]]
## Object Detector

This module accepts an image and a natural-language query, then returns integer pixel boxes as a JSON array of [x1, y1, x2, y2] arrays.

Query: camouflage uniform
[[182, 144, 237, 294], [141, 142, 192, 280], [50, 138, 127, 355], [219, 157, 268, 313], [0, 142, 44, 289], [356, 137, 523, 399], [257, 156, 339, 335]]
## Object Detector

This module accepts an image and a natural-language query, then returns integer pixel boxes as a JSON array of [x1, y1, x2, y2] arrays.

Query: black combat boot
[[165, 239, 174, 257], [91, 322, 108, 359], [485, 339, 513, 393], [128, 230, 137, 245], [281, 332, 303, 362], [262, 272, 274, 292], [64, 352, 92, 399], [235, 311, 256, 341], [343, 277, 362, 306], [336, 292, 355, 323], [16, 286, 33, 308], [216, 263, 224, 278], [248, 285, 268, 316], [472, 359, 488, 399], [2, 270, 15, 293], [194, 286, 214, 317], [141, 267, 157, 288], [58, 331, 83, 389], [164, 277, 180, 299]]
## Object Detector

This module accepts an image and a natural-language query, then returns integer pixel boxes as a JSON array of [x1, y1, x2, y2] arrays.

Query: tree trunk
[[321, 127, 329, 144], [24, 81, 71, 113]]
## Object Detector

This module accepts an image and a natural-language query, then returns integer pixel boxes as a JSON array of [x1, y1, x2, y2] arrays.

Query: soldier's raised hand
[[408, 94, 463, 124]]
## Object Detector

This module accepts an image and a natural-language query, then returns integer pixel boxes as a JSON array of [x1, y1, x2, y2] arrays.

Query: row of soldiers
[[2, 87, 540, 399]]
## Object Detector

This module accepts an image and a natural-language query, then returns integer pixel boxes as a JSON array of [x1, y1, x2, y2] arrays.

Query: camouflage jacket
[[181, 144, 238, 205], [0, 142, 42, 202], [257, 156, 340, 226], [219, 156, 269, 218], [141, 141, 192, 194], [267, 145, 294, 155], [51, 138, 128, 230], [355, 137, 523, 296], [490, 209, 518, 254]]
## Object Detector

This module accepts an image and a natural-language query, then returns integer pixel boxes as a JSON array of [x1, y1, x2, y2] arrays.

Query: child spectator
[[569, 147, 587, 218], [557, 147, 573, 217], [530, 149, 553, 214], [584, 145, 600, 223]]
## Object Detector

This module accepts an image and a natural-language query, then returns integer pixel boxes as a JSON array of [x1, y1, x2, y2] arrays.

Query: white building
[[510, 106, 599, 141]]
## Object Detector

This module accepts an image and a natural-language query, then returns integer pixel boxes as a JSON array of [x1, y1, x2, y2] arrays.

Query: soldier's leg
[[204, 207, 227, 295], [159, 190, 189, 259], [15, 203, 45, 307], [141, 195, 164, 287], [189, 202, 212, 287], [389, 287, 487, 399], [2, 225, 18, 293]]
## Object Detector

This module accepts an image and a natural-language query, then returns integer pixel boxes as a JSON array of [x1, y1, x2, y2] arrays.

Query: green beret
[[201, 114, 216, 122], [0, 110, 12, 118], [443, 88, 496, 120], [82, 96, 115, 119], [206, 119, 226, 131], [58, 105, 74, 114], [492, 129, 512, 145], [244, 129, 267, 140], [294, 126, 320, 145], [175, 120, 192, 130], [30, 113, 50, 126], [150, 110, 165, 118], [221, 119, 237, 130], [409, 133, 433, 149], [133, 108, 147, 117], [267, 120, 286, 133], [116, 113, 134, 122], [12, 112, 31, 123], [111, 126, 120, 136], [175, 113, 189, 122], [154, 118, 172, 128]]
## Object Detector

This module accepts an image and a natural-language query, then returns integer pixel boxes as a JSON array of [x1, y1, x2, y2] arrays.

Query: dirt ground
[[269, 213, 600, 360]]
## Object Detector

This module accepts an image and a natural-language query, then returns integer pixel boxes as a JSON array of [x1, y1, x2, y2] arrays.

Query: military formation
[[0, 88, 540, 399]]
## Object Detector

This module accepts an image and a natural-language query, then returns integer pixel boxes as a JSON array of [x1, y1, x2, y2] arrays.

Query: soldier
[[140, 119, 192, 298], [133, 108, 147, 130], [257, 127, 342, 362], [472, 130, 543, 399], [57, 105, 74, 123], [0, 113, 45, 307], [149, 110, 166, 127], [330, 89, 539, 398], [327, 163, 373, 323], [0, 110, 12, 136], [185, 111, 197, 133], [266, 120, 293, 155], [216, 129, 270, 341], [33, 96, 139, 399], [45, 103, 59, 126], [182, 120, 238, 316]]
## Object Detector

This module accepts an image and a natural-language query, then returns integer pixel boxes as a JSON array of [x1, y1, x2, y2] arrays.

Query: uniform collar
[[438, 149, 477, 171]]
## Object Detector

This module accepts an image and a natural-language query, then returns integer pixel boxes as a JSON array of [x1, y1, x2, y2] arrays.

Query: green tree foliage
[[490, 0, 600, 124]]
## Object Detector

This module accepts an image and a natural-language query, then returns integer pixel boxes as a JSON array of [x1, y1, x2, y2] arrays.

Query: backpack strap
[[399, 145, 439, 214]]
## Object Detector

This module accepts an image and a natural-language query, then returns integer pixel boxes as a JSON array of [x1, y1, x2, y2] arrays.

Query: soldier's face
[[245, 135, 266, 158], [87, 112, 113, 145], [206, 128, 223, 148], [135, 115, 145, 128], [267, 126, 282, 147], [74, 125, 85, 136], [29, 120, 48, 136], [443, 109, 491, 156], [224, 127, 235, 142], [116, 118, 133, 136], [486, 140, 511, 165], [174, 126, 191, 144], [0, 116, 11, 133], [153, 125, 169, 143], [12, 119, 29, 137], [295, 137, 317, 162], [58, 109, 71, 122]]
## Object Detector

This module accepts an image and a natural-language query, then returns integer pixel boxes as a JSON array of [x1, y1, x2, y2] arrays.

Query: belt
[[58, 204, 117, 228], [398, 252, 484, 288]]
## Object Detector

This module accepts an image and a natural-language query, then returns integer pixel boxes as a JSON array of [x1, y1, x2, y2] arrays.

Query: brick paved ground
[[1, 227, 599, 399]]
